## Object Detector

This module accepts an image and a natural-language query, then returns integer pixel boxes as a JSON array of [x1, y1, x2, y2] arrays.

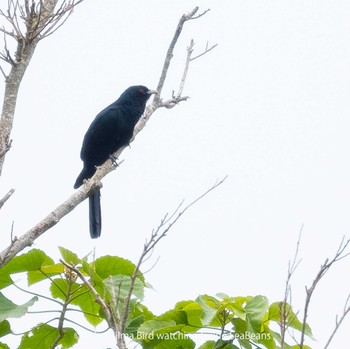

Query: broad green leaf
[[126, 315, 145, 337], [199, 294, 221, 308], [214, 339, 240, 349], [151, 336, 195, 349], [58, 246, 81, 265], [268, 329, 293, 349], [225, 296, 250, 319], [216, 293, 230, 300], [0, 249, 53, 289], [69, 284, 103, 326], [182, 301, 202, 327], [125, 302, 155, 335], [196, 295, 218, 326], [155, 307, 198, 334], [231, 318, 251, 349], [0, 321, 10, 338], [131, 303, 155, 323], [50, 279, 102, 326], [19, 324, 78, 349], [50, 278, 75, 301], [141, 334, 195, 349], [0, 292, 37, 321], [82, 259, 95, 276], [157, 308, 187, 325], [198, 341, 216, 349], [28, 263, 64, 285], [94, 256, 144, 282], [245, 295, 268, 333], [58, 327, 79, 348], [137, 320, 176, 337], [256, 325, 277, 349], [104, 275, 144, 302], [269, 302, 313, 338], [0, 342, 9, 349]]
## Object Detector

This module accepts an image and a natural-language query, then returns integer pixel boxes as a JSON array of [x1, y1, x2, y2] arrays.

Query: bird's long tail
[[89, 189, 102, 238]]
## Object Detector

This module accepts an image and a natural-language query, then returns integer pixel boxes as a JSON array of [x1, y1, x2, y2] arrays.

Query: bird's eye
[[138, 88, 145, 94]]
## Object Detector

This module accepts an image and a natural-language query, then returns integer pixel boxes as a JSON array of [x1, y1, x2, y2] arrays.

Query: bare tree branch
[[0, 6, 215, 268], [0, 187, 15, 210], [300, 237, 350, 348], [154, 6, 200, 101], [120, 176, 227, 337], [0, 0, 86, 176], [190, 41, 218, 61], [324, 293, 350, 349], [280, 226, 303, 348], [0, 178, 101, 267], [61, 177, 226, 349]]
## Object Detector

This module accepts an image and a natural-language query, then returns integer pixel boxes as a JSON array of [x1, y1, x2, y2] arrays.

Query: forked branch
[[0, 6, 216, 268], [300, 237, 350, 348], [61, 177, 227, 349]]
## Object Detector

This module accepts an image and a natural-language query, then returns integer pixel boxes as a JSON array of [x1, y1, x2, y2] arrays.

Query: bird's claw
[[109, 154, 119, 166]]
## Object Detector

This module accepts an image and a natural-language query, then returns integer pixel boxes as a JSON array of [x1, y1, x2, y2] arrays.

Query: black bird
[[74, 85, 158, 238]]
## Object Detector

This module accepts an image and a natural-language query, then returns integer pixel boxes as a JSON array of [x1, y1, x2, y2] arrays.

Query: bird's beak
[[147, 89, 159, 95]]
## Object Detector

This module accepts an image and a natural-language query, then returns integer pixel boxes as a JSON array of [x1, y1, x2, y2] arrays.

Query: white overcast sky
[[1, 0, 350, 348]]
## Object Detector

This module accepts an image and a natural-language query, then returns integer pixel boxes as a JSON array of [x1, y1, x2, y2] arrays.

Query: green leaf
[[157, 308, 188, 325], [0, 292, 37, 321], [213, 339, 240, 349], [50, 279, 102, 326], [138, 320, 176, 337], [231, 318, 251, 349], [182, 301, 202, 327], [269, 302, 313, 338], [216, 293, 230, 300], [28, 263, 64, 285], [245, 295, 268, 333], [50, 278, 72, 301], [125, 302, 155, 335], [225, 296, 251, 319], [94, 256, 144, 282], [104, 275, 144, 303], [196, 295, 218, 326], [58, 246, 81, 265], [126, 315, 145, 337], [0, 249, 53, 289], [198, 341, 216, 349], [69, 285, 103, 326], [0, 321, 11, 338], [58, 327, 79, 348], [141, 334, 195, 349], [19, 324, 78, 349], [0, 342, 10, 349]]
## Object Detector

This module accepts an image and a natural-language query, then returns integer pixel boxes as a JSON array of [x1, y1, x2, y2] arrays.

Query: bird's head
[[120, 85, 158, 105]]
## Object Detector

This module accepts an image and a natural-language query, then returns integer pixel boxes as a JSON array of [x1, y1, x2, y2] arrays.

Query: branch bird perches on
[[0, 6, 217, 267]]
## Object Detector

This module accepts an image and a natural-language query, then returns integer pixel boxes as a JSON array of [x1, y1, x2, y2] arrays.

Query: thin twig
[[191, 42, 218, 61], [300, 237, 350, 348], [280, 226, 303, 348], [154, 6, 199, 101], [324, 293, 350, 349], [120, 176, 227, 335], [176, 39, 194, 99]]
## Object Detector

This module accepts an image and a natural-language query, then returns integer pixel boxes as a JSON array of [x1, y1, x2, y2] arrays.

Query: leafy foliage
[[19, 324, 78, 349], [0, 248, 313, 349]]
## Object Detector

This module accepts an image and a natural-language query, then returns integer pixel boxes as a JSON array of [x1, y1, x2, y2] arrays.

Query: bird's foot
[[109, 154, 119, 166]]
